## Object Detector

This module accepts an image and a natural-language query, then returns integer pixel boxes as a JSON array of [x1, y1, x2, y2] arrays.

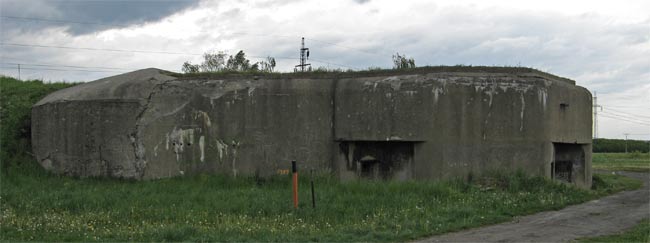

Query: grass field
[[0, 77, 646, 241], [0, 159, 642, 242], [579, 219, 650, 242], [593, 152, 650, 172]]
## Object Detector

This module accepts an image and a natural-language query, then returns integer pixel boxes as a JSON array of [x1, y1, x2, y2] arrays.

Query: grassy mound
[[174, 65, 575, 84], [0, 76, 77, 171]]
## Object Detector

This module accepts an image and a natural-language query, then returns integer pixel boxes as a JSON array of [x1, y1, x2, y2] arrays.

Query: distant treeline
[[593, 138, 650, 153]]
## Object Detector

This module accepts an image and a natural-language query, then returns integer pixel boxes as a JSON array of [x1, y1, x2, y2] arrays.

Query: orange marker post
[[292, 160, 298, 209]]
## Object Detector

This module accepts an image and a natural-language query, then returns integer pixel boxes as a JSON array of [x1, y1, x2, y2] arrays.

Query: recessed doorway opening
[[552, 143, 585, 183], [339, 141, 415, 180]]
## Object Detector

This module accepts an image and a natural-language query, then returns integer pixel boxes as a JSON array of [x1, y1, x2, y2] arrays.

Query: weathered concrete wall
[[32, 69, 173, 178], [32, 68, 592, 188], [136, 78, 335, 179], [332, 73, 592, 188]]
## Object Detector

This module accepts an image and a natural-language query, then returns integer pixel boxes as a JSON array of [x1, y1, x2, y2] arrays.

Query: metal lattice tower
[[294, 37, 311, 72], [593, 91, 602, 138]]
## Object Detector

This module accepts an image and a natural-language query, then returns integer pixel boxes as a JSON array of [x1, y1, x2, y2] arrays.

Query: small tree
[[201, 52, 228, 72], [181, 51, 227, 73], [226, 50, 253, 71], [182, 50, 274, 73], [392, 52, 416, 69], [259, 56, 276, 73], [181, 61, 200, 73]]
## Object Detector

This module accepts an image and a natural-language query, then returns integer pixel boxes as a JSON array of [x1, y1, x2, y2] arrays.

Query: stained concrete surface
[[418, 171, 650, 242], [32, 67, 593, 187]]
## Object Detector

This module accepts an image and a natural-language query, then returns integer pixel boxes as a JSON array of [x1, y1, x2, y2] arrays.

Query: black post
[[310, 169, 316, 208], [292, 160, 298, 208]]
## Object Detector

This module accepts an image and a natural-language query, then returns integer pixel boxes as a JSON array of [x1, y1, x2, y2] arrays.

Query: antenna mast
[[295, 37, 311, 72]]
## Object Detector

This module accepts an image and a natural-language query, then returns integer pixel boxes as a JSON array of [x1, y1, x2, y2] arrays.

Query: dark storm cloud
[[0, 0, 201, 35]]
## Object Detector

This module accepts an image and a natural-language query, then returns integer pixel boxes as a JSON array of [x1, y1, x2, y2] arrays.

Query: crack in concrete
[[130, 78, 174, 179]]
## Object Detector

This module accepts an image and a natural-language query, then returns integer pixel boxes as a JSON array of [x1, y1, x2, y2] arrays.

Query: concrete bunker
[[339, 141, 416, 180], [551, 143, 586, 183], [31, 67, 594, 188]]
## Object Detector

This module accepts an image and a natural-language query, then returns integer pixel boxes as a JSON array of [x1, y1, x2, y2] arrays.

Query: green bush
[[0, 76, 76, 171]]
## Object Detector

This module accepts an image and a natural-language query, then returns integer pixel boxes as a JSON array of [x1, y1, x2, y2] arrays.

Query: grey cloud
[[253, 0, 300, 8], [0, 0, 201, 35], [221, 8, 242, 19]]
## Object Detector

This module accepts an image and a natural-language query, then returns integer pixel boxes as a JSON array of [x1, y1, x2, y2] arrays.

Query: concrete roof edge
[[171, 66, 576, 84], [33, 68, 177, 106]]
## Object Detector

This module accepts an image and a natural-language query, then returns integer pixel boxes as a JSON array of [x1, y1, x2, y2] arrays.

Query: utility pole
[[294, 37, 311, 72], [624, 133, 629, 153], [593, 91, 602, 139], [17, 64, 21, 80], [622, 133, 650, 153]]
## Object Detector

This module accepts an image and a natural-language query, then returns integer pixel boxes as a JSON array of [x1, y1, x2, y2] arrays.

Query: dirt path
[[418, 171, 649, 242]]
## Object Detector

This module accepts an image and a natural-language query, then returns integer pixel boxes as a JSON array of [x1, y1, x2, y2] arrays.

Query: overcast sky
[[1, 0, 649, 140]]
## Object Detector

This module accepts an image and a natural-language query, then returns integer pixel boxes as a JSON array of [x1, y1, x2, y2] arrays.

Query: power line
[[2, 42, 356, 70], [605, 114, 650, 125], [1, 42, 204, 56], [604, 107, 650, 119], [0, 60, 355, 73], [600, 110, 650, 121], [600, 111, 650, 124], [600, 115, 650, 126], [310, 58, 358, 70], [0, 62, 133, 71], [601, 109, 650, 120], [229, 31, 386, 57], [1, 42, 291, 59], [0, 15, 129, 28], [599, 96, 647, 101], [305, 38, 387, 57], [600, 105, 650, 110], [0, 66, 125, 73], [2, 15, 397, 58], [2, 15, 367, 70], [1, 15, 394, 70], [601, 111, 650, 123], [2, 40, 377, 68], [599, 114, 650, 126], [229, 32, 297, 40]]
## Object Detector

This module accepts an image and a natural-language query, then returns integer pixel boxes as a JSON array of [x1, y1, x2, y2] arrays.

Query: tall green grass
[[0, 161, 641, 242]]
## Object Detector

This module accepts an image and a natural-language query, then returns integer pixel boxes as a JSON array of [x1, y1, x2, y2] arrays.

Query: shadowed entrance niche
[[339, 141, 414, 180], [551, 143, 585, 183]]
